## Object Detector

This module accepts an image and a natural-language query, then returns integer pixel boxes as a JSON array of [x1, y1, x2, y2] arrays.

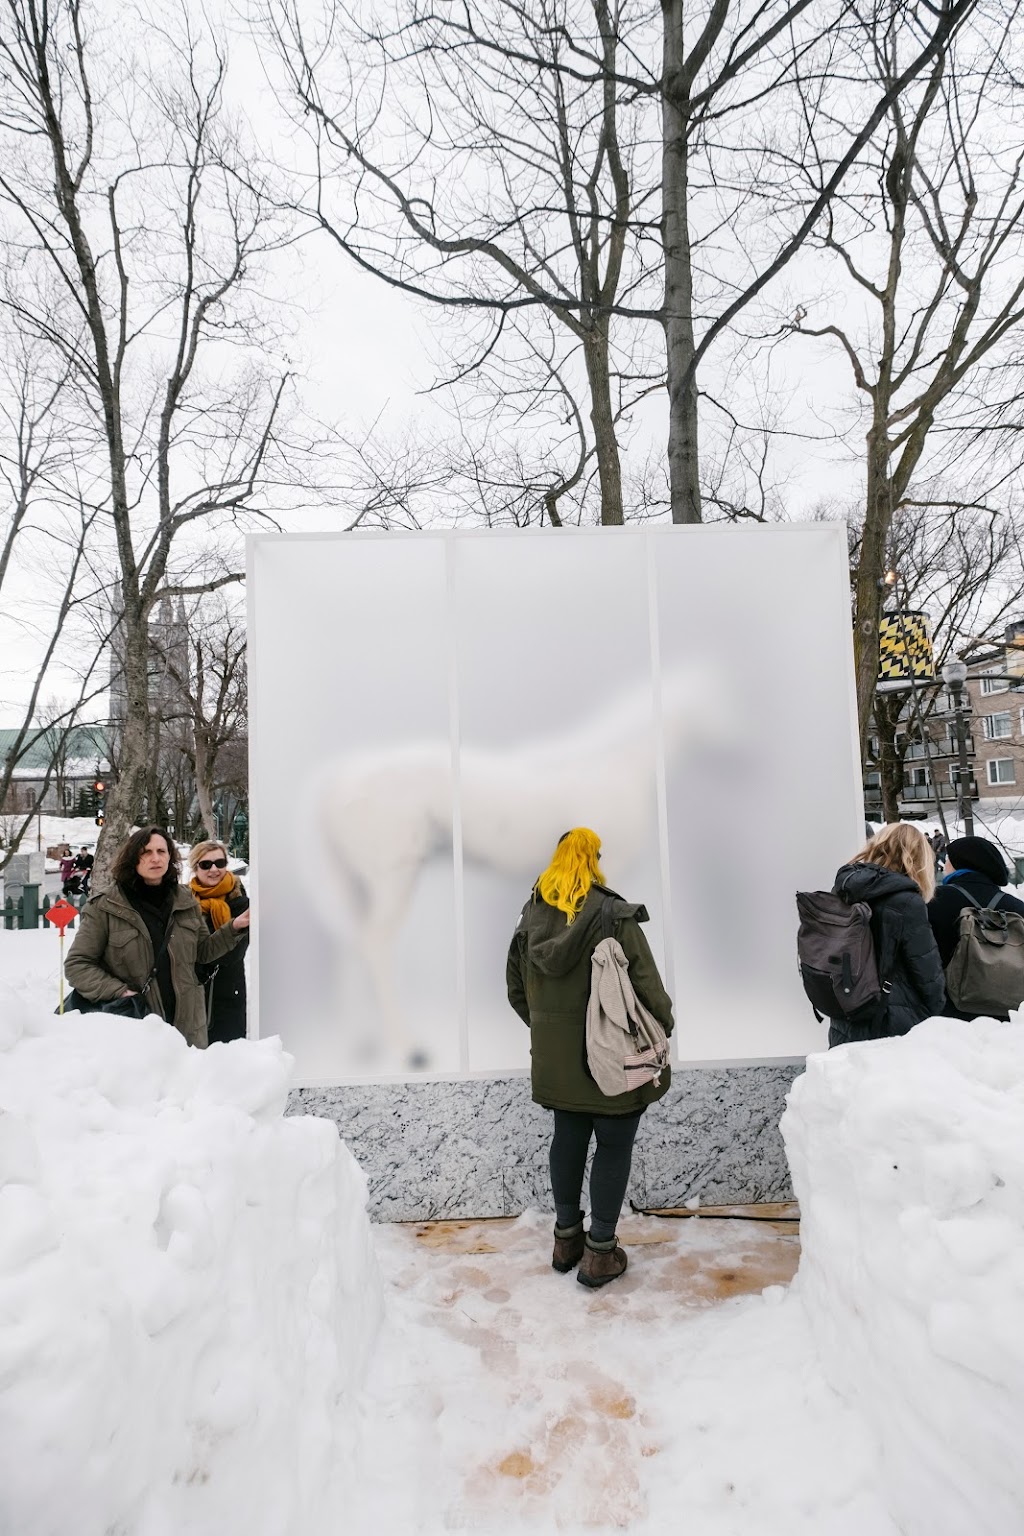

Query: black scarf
[[121, 879, 176, 1023]]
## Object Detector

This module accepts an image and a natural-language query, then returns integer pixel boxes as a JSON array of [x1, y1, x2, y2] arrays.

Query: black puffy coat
[[830, 862, 946, 1045], [927, 869, 1024, 1020], [196, 879, 249, 1044]]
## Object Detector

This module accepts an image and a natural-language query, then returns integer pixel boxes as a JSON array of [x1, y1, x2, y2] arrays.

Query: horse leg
[[353, 859, 430, 1069]]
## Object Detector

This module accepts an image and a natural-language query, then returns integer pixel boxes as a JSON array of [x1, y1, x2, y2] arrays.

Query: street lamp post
[[941, 659, 974, 837]]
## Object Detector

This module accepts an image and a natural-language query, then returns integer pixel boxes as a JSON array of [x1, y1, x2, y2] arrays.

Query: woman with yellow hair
[[188, 839, 250, 1043], [506, 828, 673, 1289]]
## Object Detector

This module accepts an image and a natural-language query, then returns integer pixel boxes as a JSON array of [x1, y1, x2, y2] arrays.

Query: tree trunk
[[195, 774, 217, 840], [852, 419, 892, 759], [93, 607, 151, 890], [871, 689, 902, 823], [662, 0, 702, 526], [193, 720, 218, 839], [582, 328, 624, 526]]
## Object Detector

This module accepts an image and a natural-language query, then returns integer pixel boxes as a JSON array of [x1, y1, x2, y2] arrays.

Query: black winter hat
[[945, 836, 1008, 887]]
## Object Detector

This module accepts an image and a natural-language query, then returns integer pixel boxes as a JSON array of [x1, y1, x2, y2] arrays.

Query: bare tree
[[260, 0, 663, 525], [0, 333, 109, 870], [154, 599, 247, 840], [658, 0, 985, 523], [261, 0, 980, 531], [852, 496, 1024, 818], [791, 0, 1024, 750], [0, 0, 292, 885]]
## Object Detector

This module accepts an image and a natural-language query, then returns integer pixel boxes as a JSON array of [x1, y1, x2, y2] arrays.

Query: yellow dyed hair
[[536, 828, 605, 923]]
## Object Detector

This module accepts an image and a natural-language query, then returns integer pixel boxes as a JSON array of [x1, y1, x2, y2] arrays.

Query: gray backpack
[[796, 889, 889, 1025], [944, 889, 1024, 1016]]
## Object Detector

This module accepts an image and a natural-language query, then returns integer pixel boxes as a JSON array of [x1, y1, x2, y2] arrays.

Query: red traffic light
[[94, 780, 106, 793]]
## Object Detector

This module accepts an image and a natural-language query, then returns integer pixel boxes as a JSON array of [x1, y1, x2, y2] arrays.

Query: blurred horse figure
[[319, 669, 731, 1066]]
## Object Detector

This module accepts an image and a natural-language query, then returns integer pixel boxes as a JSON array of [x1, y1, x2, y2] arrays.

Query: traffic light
[[93, 780, 106, 827]]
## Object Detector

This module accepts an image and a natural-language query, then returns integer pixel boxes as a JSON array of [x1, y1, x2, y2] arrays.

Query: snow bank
[[782, 1019, 1024, 1536], [0, 996, 382, 1536]]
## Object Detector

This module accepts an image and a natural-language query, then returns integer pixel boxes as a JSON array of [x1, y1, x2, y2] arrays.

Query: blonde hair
[[188, 838, 229, 872], [851, 822, 935, 901], [536, 828, 605, 923]]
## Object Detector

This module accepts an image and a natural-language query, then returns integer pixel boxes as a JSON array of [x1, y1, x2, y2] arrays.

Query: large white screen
[[248, 525, 863, 1083]]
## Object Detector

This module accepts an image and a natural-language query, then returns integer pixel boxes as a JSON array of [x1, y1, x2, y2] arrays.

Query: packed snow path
[[349, 1209, 897, 1534]]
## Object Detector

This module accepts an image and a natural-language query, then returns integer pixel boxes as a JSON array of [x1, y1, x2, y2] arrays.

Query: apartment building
[[864, 621, 1024, 820], [969, 622, 1024, 803]]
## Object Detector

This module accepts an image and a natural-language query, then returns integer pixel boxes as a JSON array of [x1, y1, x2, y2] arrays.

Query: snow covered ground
[[1, 928, 1022, 1534], [784, 1018, 1024, 1536], [0, 944, 381, 1536]]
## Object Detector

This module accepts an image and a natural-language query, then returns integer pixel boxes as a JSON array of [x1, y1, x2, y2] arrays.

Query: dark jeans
[[549, 1108, 643, 1243]]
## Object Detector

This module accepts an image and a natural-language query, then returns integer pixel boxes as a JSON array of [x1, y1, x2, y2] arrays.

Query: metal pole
[[951, 681, 974, 836]]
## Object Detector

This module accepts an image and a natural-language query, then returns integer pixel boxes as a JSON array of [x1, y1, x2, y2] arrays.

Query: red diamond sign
[[44, 899, 79, 933]]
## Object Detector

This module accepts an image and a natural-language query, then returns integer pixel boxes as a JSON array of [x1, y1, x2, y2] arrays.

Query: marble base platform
[[287, 1064, 804, 1221]]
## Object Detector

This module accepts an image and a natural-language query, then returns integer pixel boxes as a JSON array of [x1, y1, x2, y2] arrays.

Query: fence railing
[[2, 885, 86, 931]]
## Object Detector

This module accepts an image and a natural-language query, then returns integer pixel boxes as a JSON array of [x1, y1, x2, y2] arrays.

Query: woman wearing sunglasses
[[188, 839, 250, 1044]]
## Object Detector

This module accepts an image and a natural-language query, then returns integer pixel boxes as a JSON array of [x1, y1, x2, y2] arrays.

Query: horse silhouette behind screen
[[317, 668, 732, 1066]]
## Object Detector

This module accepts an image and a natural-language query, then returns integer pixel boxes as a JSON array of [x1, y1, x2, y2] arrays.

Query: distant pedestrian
[[930, 829, 948, 868], [73, 846, 94, 896], [827, 823, 945, 1047], [927, 836, 1024, 1020], [506, 828, 674, 1289], [65, 826, 248, 1047], [188, 839, 249, 1043], [59, 852, 77, 894]]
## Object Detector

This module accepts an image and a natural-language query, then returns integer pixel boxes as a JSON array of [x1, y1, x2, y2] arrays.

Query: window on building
[[864, 771, 881, 788], [908, 765, 930, 788], [987, 758, 1016, 786], [980, 670, 1006, 696], [982, 712, 1012, 740]]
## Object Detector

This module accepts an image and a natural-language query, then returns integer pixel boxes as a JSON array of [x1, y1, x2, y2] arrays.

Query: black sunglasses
[[197, 857, 228, 871]]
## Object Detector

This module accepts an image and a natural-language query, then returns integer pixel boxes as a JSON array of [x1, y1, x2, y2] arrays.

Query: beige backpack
[[586, 906, 669, 1097]]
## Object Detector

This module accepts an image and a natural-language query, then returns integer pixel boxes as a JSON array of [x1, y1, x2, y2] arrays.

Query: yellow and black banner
[[877, 610, 935, 690]]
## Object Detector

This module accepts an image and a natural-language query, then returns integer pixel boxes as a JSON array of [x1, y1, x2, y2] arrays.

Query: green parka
[[506, 884, 674, 1116], [65, 883, 240, 1049]]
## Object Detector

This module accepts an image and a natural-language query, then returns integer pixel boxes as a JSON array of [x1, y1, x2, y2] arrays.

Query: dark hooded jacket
[[506, 883, 674, 1115], [927, 869, 1024, 1020], [831, 862, 946, 1043]]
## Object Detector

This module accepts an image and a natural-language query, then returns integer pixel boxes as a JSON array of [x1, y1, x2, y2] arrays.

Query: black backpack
[[796, 889, 890, 1025]]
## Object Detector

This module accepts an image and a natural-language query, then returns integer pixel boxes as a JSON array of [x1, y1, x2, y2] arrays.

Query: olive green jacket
[[506, 884, 674, 1116], [65, 883, 240, 1049]]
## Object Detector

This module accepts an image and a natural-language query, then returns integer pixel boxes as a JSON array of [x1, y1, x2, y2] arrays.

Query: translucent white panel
[[249, 524, 862, 1083], [451, 532, 663, 1073], [652, 524, 863, 1060], [249, 537, 459, 1080]]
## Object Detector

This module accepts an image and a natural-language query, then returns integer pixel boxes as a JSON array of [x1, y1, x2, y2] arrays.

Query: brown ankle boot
[[552, 1219, 586, 1273], [577, 1235, 628, 1288]]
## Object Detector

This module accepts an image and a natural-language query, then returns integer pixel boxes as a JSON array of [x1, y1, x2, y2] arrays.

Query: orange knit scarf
[[190, 870, 237, 931]]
